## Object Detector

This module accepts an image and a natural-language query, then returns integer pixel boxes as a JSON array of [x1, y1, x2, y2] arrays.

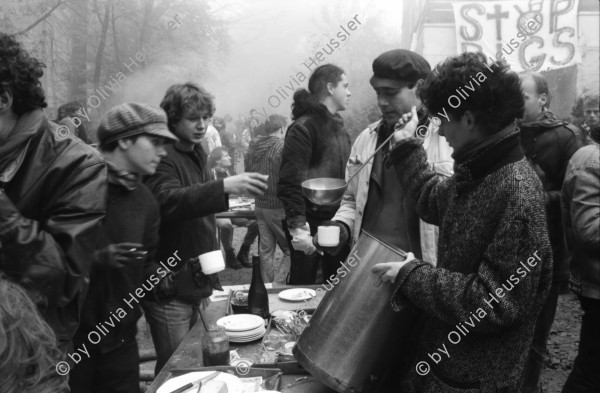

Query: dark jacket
[[277, 110, 351, 228], [144, 142, 227, 303], [246, 135, 284, 209], [387, 129, 553, 393], [520, 111, 583, 282], [0, 110, 106, 347], [76, 170, 160, 353], [561, 144, 600, 300]]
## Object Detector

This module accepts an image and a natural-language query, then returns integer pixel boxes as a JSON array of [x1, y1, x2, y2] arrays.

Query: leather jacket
[[519, 111, 583, 282], [0, 111, 107, 348], [277, 110, 351, 228], [562, 144, 600, 299]]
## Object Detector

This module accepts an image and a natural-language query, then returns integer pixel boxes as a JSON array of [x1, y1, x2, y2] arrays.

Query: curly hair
[[160, 82, 215, 132], [420, 52, 524, 134], [291, 64, 344, 120], [0, 275, 65, 393], [0, 33, 47, 115]]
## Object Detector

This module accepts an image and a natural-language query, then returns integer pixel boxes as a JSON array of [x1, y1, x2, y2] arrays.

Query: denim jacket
[[332, 120, 453, 265], [561, 144, 600, 299]]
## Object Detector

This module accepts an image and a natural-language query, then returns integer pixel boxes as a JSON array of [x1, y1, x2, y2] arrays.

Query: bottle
[[248, 255, 269, 318]]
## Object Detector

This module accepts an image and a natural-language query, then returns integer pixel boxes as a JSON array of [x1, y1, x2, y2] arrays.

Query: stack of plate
[[216, 314, 266, 343]]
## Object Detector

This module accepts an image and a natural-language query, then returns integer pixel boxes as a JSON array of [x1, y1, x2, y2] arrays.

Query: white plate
[[229, 330, 266, 343], [157, 371, 242, 393], [226, 325, 265, 337], [228, 328, 266, 341], [278, 288, 316, 302], [216, 314, 265, 332]]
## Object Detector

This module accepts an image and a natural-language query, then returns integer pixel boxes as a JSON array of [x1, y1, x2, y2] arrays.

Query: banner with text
[[452, 0, 581, 72]]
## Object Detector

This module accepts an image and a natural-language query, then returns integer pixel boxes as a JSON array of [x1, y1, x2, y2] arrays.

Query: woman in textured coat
[[373, 53, 553, 393]]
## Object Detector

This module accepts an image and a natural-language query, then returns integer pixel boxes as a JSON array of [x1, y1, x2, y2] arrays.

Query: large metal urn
[[293, 231, 423, 392]]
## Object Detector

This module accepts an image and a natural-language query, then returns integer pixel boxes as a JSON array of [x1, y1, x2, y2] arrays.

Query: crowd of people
[[0, 30, 598, 393]]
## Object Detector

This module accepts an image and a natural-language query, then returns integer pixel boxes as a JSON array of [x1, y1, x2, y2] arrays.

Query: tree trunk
[[68, 0, 88, 101], [93, 0, 111, 91]]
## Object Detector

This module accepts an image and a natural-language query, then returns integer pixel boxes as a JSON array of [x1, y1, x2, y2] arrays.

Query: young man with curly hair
[[373, 52, 553, 392], [0, 33, 106, 353], [143, 82, 267, 373]]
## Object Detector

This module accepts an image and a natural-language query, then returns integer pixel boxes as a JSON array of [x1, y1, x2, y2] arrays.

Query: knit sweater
[[245, 135, 284, 209], [387, 130, 553, 393]]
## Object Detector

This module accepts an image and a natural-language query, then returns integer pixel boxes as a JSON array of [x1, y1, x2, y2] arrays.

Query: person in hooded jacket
[[518, 71, 584, 393], [277, 63, 352, 285], [246, 114, 291, 284]]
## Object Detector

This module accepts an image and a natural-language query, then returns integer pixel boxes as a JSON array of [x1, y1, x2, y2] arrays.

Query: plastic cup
[[318, 226, 340, 247], [198, 250, 226, 274]]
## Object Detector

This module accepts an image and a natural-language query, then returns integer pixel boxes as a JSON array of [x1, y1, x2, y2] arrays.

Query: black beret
[[371, 49, 431, 85]]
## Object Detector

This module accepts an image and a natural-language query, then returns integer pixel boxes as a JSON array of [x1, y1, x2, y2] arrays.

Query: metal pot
[[293, 231, 423, 392], [302, 178, 347, 206]]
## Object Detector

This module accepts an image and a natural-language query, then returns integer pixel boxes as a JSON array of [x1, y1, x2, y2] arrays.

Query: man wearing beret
[[318, 49, 453, 266], [69, 103, 182, 393]]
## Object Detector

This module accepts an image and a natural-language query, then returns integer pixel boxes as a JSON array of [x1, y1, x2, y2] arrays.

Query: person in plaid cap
[[69, 103, 184, 393]]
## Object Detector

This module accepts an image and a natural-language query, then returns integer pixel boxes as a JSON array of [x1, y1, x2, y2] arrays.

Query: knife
[[169, 371, 220, 393]]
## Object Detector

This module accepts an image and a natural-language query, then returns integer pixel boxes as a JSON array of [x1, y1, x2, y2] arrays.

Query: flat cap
[[370, 49, 431, 88], [98, 103, 178, 146]]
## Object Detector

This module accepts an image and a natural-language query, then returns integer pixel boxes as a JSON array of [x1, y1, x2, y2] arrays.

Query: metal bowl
[[302, 178, 347, 206]]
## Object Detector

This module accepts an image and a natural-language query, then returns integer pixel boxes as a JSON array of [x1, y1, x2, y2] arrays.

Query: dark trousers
[[561, 296, 600, 393], [283, 218, 350, 285], [217, 217, 259, 249], [521, 280, 561, 393], [68, 339, 139, 393]]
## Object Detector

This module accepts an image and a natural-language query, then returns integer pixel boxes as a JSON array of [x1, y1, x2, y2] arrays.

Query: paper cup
[[318, 225, 340, 247], [198, 250, 226, 274]]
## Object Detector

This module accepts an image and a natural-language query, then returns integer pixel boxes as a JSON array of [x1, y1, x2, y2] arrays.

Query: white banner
[[452, 0, 581, 72]]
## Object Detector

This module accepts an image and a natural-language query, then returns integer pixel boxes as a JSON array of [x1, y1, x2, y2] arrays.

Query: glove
[[313, 220, 350, 257], [290, 224, 317, 255]]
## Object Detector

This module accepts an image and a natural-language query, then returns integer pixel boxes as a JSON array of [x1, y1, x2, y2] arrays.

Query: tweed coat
[[387, 130, 553, 393]]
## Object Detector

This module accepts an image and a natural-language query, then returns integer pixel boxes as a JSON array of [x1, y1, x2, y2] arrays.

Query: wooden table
[[215, 209, 256, 220], [145, 286, 336, 393]]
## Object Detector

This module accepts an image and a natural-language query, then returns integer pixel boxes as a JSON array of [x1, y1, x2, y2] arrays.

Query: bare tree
[[15, 0, 67, 35], [66, 0, 89, 101], [92, 0, 112, 90]]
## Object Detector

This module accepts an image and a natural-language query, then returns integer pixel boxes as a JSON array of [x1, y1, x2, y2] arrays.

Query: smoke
[[115, 0, 402, 125]]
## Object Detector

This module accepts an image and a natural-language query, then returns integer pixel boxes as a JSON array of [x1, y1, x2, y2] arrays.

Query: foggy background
[[2, 0, 597, 140], [2, 0, 403, 140]]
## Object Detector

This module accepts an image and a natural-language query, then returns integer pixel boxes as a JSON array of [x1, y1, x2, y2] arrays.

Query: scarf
[[106, 161, 139, 191], [453, 122, 518, 165]]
